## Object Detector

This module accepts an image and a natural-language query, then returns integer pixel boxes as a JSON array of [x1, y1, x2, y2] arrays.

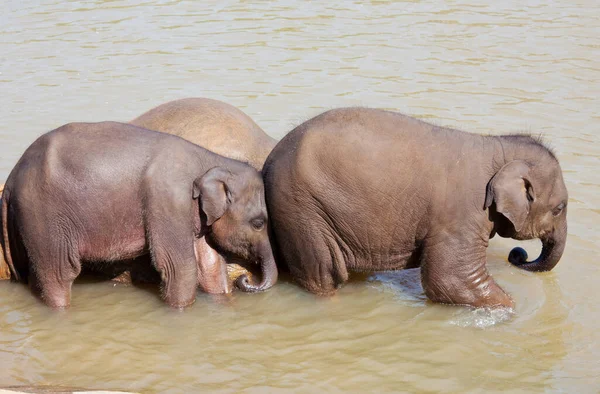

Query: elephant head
[[485, 155, 568, 272], [193, 166, 277, 292]]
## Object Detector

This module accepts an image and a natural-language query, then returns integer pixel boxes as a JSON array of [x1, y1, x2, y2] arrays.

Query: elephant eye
[[552, 202, 565, 217], [251, 218, 265, 231]]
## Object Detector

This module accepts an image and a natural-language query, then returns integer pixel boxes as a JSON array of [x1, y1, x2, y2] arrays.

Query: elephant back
[[130, 98, 276, 170]]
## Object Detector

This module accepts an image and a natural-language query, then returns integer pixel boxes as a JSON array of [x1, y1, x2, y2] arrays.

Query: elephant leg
[[28, 237, 81, 308], [194, 236, 230, 294], [148, 224, 198, 308], [276, 214, 348, 296], [145, 191, 198, 308], [149, 233, 197, 308], [420, 236, 514, 308]]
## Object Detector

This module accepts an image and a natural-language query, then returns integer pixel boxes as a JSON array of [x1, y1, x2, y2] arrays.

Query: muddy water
[[1, 1, 599, 392]]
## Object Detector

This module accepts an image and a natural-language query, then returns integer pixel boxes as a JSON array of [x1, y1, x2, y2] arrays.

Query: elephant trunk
[[508, 220, 567, 272], [235, 242, 278, 292]]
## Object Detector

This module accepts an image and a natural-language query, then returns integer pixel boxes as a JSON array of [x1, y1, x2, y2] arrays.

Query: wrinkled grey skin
[[130, 98, 277, 170], [126, 98, 277, 287], [263, 108, 568, 308], [1, 122, 277, 308], [0, 98, 276, 285]]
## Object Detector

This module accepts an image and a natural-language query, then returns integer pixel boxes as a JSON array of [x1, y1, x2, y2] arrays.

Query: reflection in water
[[0, 0, 598, 392]]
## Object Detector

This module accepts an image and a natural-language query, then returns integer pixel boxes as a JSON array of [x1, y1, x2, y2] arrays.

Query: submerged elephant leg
[[148, 224, 198, 308], [150, 233, 198, 308], [145, 193, 198, 308], [28, 237, 81, 308], [194, 236, 230, 294], [420, 236, 514, 308], [275, 213, 348, 296]]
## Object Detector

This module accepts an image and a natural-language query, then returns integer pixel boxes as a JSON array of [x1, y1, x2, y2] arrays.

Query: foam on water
[[448, 306, 516, 329]]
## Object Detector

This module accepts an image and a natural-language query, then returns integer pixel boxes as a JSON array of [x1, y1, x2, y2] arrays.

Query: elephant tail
[[1, 187, 20, 282]]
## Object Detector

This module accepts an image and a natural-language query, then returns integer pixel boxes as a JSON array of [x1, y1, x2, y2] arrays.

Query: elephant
[[263, 108, 568, 308], [0, 182, 258, 287], [121, 97, 278, 287], [1, 121, 277, 308], [130, 97, 277, 170], [0, 98, 278, 287]]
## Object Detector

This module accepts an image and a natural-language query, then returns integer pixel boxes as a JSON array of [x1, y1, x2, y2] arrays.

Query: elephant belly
[[72, 191, 148, 263], [80, 226, 147, 263], [349, 249, 419, 272]]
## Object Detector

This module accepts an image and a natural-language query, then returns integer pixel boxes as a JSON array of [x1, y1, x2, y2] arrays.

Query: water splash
[[448, 306, 515, 329]]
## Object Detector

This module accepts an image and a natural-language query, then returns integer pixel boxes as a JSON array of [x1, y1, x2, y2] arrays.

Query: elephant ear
[[484, 160, 534, 232], [193, 167, 232, 226]]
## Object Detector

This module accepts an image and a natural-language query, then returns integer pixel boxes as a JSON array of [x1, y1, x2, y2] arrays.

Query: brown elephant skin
[[1, 122, 277, 308], [263, 108, 568, 308]]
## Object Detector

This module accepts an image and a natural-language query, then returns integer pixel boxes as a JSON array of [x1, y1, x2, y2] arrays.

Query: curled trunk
[[235, 243, 278, 292], [508, 220, 567, 272]]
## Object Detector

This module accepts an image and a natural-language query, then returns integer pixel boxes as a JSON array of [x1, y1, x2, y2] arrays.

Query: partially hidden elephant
[[130, 97, 277, 170], [263, 108, 568, 308], [124, 98, 278, 287], [1, 122, 277, 308]]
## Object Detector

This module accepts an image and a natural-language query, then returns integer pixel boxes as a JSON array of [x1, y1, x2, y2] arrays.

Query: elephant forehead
[[232, 179, 266, 212], [236, 172, 264, 195], [532, 161, 567, 199]]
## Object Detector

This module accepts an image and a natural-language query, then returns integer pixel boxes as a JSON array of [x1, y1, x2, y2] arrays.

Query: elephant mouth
[[494, 215, 551, 242], [512, 228, 552, 242], [491, 210, 518, 238], [226, 256, 260, 271], [203, 232, 253, 261], [512, 233, 531, 241], [496, 225, 519, 239]]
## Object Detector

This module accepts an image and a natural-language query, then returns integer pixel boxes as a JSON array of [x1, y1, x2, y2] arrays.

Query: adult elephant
[[263, 108, 568, 308], [130, 97, 277, 170]]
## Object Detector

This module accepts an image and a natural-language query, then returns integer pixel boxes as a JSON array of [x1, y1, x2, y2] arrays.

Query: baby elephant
[[1, 122, 277, 308], [264, 108, 568, 308]]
